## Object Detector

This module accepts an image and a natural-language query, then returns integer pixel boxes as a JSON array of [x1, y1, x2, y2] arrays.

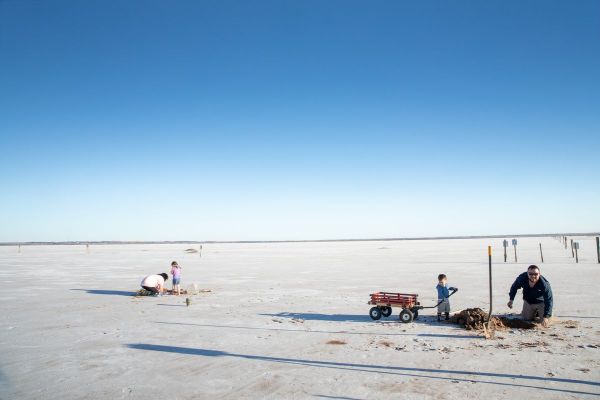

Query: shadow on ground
[[70, 289, 134, 296], [260, 312, 372, 323], [157, 304, 186, 307], [126, 343, 600, 397], [155, 321, 479, 339], [262, 311, 468, 328]]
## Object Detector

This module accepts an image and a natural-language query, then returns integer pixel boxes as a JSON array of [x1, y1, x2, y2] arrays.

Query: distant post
[[487, 246, 493, 328], [574, 242, 579, 263], [86, 243, 90, 254], [512, 239, 518, 262], [199, 244, 203, 257], [539, 243, 544, 263], [596, 237, 600, 264], [18, 244, 21, 253], [571, 239, 575, 258], [564, 236, 567, 249], [503, 240, 508, 262]]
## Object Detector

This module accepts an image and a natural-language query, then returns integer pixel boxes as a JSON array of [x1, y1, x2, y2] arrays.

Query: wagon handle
[[416, 288, 458, 310]]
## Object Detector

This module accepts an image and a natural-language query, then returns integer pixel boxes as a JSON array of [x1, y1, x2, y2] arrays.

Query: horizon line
[[1, 232, 598, 246]]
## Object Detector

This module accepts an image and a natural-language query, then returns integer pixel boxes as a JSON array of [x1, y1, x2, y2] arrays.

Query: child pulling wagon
[[368, 277, 458, 323]]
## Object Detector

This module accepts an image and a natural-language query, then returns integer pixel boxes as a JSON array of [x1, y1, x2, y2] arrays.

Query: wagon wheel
[[410, 308, 419, 320], [369, 307, 382, 320], [399, 309, 414, 323], [381, 306, 392, 317]]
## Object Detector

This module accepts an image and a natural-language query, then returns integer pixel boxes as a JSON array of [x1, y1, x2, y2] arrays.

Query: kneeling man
[[507, 265, 553, 327]]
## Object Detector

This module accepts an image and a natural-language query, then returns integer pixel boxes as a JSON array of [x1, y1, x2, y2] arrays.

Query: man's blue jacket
[[509, 272, 553, 317]]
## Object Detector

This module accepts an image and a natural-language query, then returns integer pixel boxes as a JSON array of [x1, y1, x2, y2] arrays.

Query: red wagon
[[368, 292, 421, 323]]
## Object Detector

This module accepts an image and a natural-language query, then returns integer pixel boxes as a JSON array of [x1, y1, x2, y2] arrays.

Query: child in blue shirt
[[436, 274, 452, 321]]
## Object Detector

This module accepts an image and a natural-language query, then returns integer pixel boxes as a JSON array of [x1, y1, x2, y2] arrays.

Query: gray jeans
[[522, 300, 544, 321], [437, 298, 450, 313]]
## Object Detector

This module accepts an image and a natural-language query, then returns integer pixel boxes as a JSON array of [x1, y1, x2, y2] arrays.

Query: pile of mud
[[135, 288, 191, 296], [135, 288, 212, 296], [449, 308, 491, 330], [450, 308, 536, 331]]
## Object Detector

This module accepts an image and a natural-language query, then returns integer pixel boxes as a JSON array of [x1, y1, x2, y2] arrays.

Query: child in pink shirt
[[170, 261, 182, 295]]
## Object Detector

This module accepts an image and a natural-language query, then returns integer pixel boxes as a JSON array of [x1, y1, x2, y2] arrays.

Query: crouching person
[[507, 265, 553, 327], [141, 273, 168, 296]]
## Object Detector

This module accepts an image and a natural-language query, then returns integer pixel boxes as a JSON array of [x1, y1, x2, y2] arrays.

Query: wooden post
[[86, 243, 90, 254], [503, 239, 508, 262], [487, 246, 493, 328], [18, 244, 21, 253], [596, 237, 600, 264], [539, 243, 544, 263], [564, 236, 567, 249], [199, 244, 202, 257], [571, 239, 574, 258], [574, 242, 579, 263]]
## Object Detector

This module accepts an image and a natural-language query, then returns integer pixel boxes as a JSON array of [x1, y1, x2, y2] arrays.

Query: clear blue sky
[[1, 1, 599, 242]]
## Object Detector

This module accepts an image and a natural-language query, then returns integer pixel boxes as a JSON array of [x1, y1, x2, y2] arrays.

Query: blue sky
[[1, 1, 599, 242]]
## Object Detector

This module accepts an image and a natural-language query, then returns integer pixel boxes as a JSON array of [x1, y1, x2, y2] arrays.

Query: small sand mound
[[519, 340, 549, 348], [562, 320, 579, 328], [135, 288, 201, 296], [185, 248, 199, 253], [165, 289, 189, 295], [449, 308, 536, 331], [326, 340, 347, 345]]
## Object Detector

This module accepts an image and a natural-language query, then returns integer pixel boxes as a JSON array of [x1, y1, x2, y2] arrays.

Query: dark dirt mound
[[165, 289, 189, 295], [499, 317, 536, 329], [449, 308, 536, 331], [562, 320, 579, 328], [449, 308, 491, 330], [135, 288, 190, 296]]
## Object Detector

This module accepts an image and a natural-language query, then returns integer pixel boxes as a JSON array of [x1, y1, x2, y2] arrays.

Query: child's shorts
[[173, 277, 181, 285], [437, 299, 450, 313]]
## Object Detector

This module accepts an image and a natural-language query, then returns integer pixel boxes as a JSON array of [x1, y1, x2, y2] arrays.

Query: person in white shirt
[[140, 273, 168, 296]]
